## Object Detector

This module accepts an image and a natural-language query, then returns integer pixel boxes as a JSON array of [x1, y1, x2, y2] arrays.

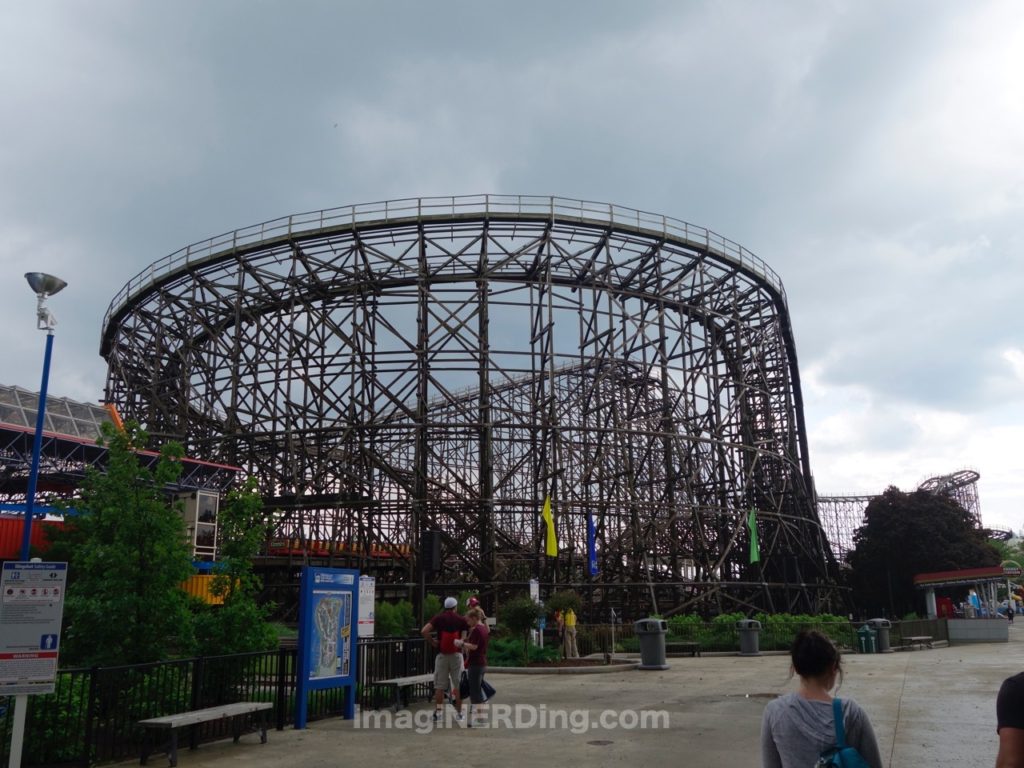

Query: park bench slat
[[139, 702, 272, 728], [376, 673, 434, 711], [139, 701, 272, 766]]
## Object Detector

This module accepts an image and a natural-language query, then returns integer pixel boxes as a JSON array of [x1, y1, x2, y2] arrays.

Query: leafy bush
[[487, 636, 559, 667], [375, 600, 417, 637], [193, 598, 278, 656], [498, 596, 543, 665], [423, 594, 442, 621], [22, 673, 93, 765], [546, 589, 582, 615], [662, 612, 856, 652], [666, 614, 703, 640]]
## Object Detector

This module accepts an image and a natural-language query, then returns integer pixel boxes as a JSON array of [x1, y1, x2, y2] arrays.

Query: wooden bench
[[904, 635, 933, 650], [664, 641, 701, 657], [138, 701, 272, 767], [377, 673, 435, 711]]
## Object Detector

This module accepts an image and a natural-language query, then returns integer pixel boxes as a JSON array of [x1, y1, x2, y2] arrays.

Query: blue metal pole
[[20, 330, 54, 560]]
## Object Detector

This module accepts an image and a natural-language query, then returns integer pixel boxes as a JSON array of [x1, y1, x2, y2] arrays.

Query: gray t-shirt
[[761, 693, 883, 768]]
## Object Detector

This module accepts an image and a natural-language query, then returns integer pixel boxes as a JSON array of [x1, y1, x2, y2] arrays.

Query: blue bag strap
[[832, 698, 847, 749]]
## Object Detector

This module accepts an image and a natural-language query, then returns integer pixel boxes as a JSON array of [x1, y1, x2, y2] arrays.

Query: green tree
[[375, 599, 416, 637], [498, 596, 542, 665], [545, 589, 582, 616], [58, 422, 196, 665], [193, 479, 277, 654], [847, 486, 1000, 617]]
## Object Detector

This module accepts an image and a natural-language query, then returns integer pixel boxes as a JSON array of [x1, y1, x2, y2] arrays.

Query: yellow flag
[[541, 495, 558, 556]]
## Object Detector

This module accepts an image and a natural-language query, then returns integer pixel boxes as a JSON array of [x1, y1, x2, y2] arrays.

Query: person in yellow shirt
[[563, 608, 579, 658]]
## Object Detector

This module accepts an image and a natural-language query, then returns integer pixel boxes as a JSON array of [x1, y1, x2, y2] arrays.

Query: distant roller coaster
[[100, 195, 838, 616], [817, 469, 987, 561]]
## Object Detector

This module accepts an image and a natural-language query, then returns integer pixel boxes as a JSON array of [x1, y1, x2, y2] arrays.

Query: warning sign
[[0, 562, 67, 695]]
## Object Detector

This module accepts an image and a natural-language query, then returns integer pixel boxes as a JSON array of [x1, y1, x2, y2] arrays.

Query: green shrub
[[666, 614, 702, 640], [423, 594, 442, 621], [375, 599, 417, 637], [498, 596, 543, 665], [618, 637, 640, 653], [663, 612, 856, 652], [546, 590, 582, 615], [487, 636, 559, 667]]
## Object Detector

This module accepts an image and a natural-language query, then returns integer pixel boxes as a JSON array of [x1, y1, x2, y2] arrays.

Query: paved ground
[[121, 625, 1024, 768]]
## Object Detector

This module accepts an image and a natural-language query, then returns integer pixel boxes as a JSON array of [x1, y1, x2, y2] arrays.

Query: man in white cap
[[421, 596, 469, 722]]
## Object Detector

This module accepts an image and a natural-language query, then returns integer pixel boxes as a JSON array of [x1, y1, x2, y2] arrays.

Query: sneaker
[[455, 711, 464, 722], [432, 711, 442, 722]]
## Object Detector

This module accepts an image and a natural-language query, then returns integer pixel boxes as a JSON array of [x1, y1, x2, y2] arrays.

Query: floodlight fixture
[[24, 272, 67, 331]]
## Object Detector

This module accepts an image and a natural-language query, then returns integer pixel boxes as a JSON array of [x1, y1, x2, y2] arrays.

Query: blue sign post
[[295, 567, 359, 729]]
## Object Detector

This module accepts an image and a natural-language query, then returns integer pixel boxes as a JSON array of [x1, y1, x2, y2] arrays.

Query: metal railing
[[102, 194, 786, 334], [0, 636, 431, 767], [573, 618, 949, 655]]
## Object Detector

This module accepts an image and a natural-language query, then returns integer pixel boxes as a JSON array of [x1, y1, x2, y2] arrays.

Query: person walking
[[459, 606, 491, 727], [996, 670, 1024, 766], [761, 629, 883, 768], [421, 596, 468, 722]]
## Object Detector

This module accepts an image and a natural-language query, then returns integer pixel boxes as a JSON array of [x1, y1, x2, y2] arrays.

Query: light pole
[[20, 272, 67, 560]]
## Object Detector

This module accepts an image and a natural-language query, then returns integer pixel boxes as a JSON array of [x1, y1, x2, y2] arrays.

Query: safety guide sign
[[0, 562, 67, 695]]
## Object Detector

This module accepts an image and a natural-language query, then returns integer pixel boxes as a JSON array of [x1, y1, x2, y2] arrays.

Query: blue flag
[[587, 513, 599, 576]]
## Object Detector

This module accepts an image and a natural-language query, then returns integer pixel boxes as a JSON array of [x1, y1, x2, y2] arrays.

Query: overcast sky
[[1, 1, 1021, 531]]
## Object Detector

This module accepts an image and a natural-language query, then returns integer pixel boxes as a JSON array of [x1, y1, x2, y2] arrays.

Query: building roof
[[0, 383, 241, 494], [0, 383, 111, 440]]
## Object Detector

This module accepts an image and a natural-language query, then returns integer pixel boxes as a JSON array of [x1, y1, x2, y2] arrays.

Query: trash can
[[634, 618, 670, 670], [736, 618, 762, 656], [856, 624, 877, 654], [866, 618, 892, 653]]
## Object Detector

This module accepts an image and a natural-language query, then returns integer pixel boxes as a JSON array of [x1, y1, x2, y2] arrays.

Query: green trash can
[[857, 624, 877, 654], [737, 618, 762, 656], [634, 618, 670, 670]]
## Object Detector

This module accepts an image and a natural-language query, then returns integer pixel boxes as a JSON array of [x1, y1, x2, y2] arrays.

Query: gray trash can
[[634, 618, 670, 670], [736, 618, 761, 656], [867, 618, 892, 653]]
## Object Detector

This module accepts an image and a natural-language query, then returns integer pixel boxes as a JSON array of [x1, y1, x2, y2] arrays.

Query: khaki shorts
[[434, 652, 462, 693]]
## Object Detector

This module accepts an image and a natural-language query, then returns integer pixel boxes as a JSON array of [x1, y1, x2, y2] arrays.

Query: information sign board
[[0, 562, 67, 695], [358, 575, 375, 637], [295, 567, 359, 728]]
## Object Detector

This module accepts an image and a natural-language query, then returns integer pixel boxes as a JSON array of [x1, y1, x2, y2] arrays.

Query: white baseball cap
[[444, 597, 458, 609]]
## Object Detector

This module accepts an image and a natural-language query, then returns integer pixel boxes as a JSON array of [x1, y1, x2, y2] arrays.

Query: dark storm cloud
[[0, 0, 1021, 524]]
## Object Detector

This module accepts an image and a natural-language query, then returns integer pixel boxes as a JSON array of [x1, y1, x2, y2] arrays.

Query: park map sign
[[294, 567, 359, 728], [0, 562, 67, 695]]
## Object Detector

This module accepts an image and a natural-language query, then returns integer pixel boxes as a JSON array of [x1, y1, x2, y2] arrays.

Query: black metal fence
[[0, 637, 433, 767], [1, 620, 953, 765], [574, 618, 949, 656]]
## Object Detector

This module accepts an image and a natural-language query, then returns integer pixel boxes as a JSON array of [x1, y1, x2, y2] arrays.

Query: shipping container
[[0, 515, 64, 559]]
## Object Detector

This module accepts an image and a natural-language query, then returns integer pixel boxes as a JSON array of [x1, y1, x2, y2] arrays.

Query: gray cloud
[[1, 0, 1021, 526]]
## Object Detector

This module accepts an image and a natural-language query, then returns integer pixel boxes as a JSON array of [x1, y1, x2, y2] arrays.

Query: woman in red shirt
[[460, 607, 490, 727]]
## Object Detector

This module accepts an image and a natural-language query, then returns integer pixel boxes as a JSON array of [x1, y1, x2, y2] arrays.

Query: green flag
[[747, 508, 760, 564]]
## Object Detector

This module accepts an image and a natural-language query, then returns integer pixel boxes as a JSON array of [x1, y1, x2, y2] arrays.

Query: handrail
[[102, 194, 786, 334]]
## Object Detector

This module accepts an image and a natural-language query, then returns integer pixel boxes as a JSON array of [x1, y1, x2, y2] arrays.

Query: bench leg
[[168, 730, 178, 768], [140, 729, 152, 765], [233, 715, 242, 743]]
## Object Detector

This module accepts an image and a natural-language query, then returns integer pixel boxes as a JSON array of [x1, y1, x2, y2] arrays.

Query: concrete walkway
[[121, 625, 1024, 768]]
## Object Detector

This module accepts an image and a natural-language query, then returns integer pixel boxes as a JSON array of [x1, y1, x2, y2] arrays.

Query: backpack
[[816, 699, 871, 767], [438, 628, 461, 654]]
